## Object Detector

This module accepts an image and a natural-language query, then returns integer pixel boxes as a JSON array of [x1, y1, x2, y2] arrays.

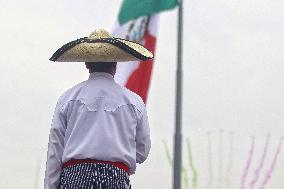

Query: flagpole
[[173, 0, 183, 188]]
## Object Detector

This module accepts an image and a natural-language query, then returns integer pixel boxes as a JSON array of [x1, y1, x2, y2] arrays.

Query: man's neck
[[90, 71, 114, 77]]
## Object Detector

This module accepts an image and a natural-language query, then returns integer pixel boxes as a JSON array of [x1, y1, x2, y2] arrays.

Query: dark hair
[[85, 62, 116, 73]]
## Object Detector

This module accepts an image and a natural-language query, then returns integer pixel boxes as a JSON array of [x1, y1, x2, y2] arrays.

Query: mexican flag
[[113, 0, 178, 103]]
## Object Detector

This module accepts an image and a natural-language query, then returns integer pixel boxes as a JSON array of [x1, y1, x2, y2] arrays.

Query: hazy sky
[[1, 0, 284, 188]]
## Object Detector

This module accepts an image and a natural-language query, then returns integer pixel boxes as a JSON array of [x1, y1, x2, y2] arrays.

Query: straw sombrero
[[50, 29, 154, 62]]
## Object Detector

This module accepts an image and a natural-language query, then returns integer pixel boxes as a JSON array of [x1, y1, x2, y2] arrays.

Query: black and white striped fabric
[[58, 163, 131, 189]]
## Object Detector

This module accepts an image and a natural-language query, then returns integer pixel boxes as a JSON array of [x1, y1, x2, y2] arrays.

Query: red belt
[[62, 158, 129, 174]]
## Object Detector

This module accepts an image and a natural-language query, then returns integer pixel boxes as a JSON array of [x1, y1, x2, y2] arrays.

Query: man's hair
[[85, 62, 116, 73]]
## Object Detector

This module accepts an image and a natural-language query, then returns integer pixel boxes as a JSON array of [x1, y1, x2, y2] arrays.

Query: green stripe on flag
[[118, 0, 178, 24]]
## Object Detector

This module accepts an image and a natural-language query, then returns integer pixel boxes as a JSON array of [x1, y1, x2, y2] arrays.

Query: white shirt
[[44, 72, 151, 189]]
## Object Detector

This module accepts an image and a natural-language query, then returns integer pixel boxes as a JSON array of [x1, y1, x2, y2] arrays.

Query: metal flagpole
[[173, 0, 183, 188]]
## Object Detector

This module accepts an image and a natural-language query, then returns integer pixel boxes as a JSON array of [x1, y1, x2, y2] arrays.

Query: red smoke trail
[[249, 135, 270, 189], [259, 137, 284, 189], [240, 136, 255, 189]]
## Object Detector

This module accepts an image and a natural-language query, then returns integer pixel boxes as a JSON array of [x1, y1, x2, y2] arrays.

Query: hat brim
[[50, 38, 154, 62]]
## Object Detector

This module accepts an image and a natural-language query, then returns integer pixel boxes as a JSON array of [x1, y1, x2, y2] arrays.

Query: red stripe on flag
[[125, 32, 156, 103]]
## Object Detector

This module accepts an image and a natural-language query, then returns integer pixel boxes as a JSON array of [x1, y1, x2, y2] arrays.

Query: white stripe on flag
[[113, 15, 158, 86]]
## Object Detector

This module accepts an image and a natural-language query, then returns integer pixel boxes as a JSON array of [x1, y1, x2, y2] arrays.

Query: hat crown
[[89, 29, 112, 39]]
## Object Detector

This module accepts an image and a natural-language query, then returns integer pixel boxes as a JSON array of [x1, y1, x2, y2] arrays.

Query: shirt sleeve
[[44, 99, 67, 189], [135, 106, 151, 164]]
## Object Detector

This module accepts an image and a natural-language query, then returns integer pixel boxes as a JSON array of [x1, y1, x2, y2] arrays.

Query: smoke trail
[[182, 164, 190, 189], [218, 130, 224, 189], [34, 156, 41, 189], [225, 131, 235, 189], [259, 137, 284, 189], [186, 138, 198, 189], [240, 136, 255, 189], [162, 140, 189, 189], [162, 139, 173, 166], [249, 134, 270, 189], [207, 132, 213, 189]]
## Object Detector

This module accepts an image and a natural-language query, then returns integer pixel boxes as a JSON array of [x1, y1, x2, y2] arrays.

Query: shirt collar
[[88, 72, 114, 80]]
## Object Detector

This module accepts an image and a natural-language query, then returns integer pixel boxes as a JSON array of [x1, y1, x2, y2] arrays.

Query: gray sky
[[0, 0, 284, 188]]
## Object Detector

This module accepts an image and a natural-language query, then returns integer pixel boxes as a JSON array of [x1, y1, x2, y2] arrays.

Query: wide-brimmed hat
[[50, 29, 154, 62]]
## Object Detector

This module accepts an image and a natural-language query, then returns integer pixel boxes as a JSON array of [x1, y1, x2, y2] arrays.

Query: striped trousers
[[58, 163, 131, 189]]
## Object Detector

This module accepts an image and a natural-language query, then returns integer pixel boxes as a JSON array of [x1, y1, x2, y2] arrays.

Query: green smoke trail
[[218, 130, 224, 189], [34, 156, 41, 189], [225, 131, 235, 189], [207, 132, 213, 189], [162, 140, 189, 189], [186, 138, 198, 189], [163, 139, 173, 166]]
